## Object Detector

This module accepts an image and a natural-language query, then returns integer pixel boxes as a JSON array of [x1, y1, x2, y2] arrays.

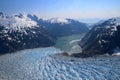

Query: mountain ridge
[[0, 12, 55, 54], [78, 17, 120, 56], [27, 14, 89, 37]]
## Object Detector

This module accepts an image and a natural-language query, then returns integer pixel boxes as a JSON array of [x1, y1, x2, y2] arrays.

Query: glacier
[[0, 47, 120, 80]]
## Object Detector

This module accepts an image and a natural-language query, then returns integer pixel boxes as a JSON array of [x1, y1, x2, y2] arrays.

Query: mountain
[[0, 13, 55, 54], [27, 14, 89, 37], [78, 17, 120, 56]]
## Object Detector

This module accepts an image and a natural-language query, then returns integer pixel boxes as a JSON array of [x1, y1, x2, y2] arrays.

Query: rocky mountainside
[[28, 14, 89, 37], [0, 13, 55, 54], [78, 17, 120, 56]]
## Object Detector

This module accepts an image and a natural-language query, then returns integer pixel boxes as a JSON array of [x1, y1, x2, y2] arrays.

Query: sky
[[0, 0, 120, 23]]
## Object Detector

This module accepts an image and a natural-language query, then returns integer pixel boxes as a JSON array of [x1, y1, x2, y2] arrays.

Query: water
[[0, 47, 120, 80], [55, 34, 85, 55]]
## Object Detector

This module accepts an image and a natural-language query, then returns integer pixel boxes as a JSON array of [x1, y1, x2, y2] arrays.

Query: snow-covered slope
[[79, 17, 120, 55], [0, 13, 55, 54], [28, 14, 89, 37], [0, 13, 38, 33], [108, 17, 120, 24], [43, 18, 69, 24], [0, 47, 120, 80]]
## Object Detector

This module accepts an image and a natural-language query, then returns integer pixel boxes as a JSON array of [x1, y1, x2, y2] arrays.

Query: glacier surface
[[0, 47, 120, 80]]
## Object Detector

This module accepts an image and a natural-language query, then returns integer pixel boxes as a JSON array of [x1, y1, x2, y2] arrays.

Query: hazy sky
[[0, 0, 120, 19]]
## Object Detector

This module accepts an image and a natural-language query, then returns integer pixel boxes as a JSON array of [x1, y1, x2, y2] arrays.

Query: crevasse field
[[0, 47, 120, 80]]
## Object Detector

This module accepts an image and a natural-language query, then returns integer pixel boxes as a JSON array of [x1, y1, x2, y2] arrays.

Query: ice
[[0, 47, 120, 80], [113, 47, 120, 56], [69, 39, 81, 44]]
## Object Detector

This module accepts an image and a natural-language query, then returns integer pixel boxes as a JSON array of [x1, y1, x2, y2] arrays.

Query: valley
[[55, 33, 85, 55], [0, 12, 120, 80]]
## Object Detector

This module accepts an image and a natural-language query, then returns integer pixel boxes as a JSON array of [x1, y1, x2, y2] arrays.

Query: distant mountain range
[[27, 14, 89, 37], [78, 17, 120, 57]]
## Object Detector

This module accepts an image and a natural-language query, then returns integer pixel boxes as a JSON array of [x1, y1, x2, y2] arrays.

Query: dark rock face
[[116, 26, 120, 48], [28, 15, 89, 38], [79, 18, 120, 56], [0, 12, 3, 16], [0, 14, 55, 54], [0, 26, 55, 54]]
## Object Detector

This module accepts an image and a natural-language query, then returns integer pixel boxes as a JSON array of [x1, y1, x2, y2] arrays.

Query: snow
[[104, 17, 120, 25], [0, 47, 120, 80], [101, 40, 110, 43], [69, 39, 81, 44], [68, 45, 82, 55], [0, 14, 38, 33], [105, 26, 110, 28], [112, 47, 120, 56], [113, 52, 120, 56], [32, 31, 36, 34], [107, 17, 120, 31], [7, 37, 12, 40], [94, 17, 120, 32], [114, 17, 120, 23], [111, 26, 117, 31], [43, 18, 69, 24]]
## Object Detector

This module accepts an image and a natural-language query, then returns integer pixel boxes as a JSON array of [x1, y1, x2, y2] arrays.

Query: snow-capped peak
[[0, 13, 38, 33], [110, 17, 120, 23], [43, 18, 69, 24], [108, 17, 120, 31]]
